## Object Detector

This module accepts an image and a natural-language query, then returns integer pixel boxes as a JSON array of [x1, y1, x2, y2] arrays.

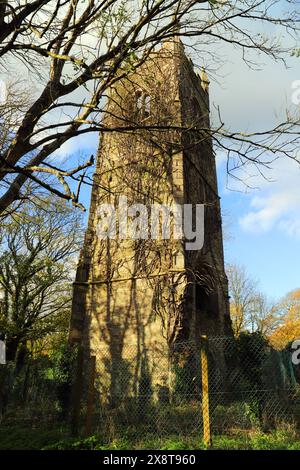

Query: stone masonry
[[69, 39, 231, 402]]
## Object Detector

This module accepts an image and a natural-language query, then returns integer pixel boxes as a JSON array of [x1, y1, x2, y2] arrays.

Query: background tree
[[0, 1, 299, 214], [268, 288, 300, 350], [0, 194, 83, 366], [227, 263, 257, 336], [248, 293, 280, 337], [227, 263, 280, 337], [0, 82, 43, 216]]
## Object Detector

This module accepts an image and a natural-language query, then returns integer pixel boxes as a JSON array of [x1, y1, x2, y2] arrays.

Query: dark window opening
[[195, 284, 219, 315], [195, 285, 209, 311]]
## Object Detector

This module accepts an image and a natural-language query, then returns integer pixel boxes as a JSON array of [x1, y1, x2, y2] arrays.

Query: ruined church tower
[[70, 40, 231, 396]]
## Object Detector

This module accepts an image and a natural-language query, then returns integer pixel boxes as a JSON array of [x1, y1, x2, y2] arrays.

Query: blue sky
[[211, 47, 300, 301], [219, 163, 300, 302]]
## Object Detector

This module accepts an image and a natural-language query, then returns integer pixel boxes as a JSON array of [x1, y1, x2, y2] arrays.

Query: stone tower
[[70, 40, 231, 399]]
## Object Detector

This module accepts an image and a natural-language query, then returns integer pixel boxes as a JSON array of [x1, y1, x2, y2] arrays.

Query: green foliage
[[43, 436, 132, 451], [212, 402, 260, 431], [0, 427, 67, 450], [212, 435, 248, 450], [291, 49, 300, 57], [50, 342, 77, 419], [250, 430, 299, 450], [50, 342, 77, 384], [160, 439, 200, 450], [224, 332, 268, 391], [1, 424, 300, 450], [42, 430, 300, 450], [43, 435, 102, 450], [0, 195, 83, 362], [0, 342, 77, 424]]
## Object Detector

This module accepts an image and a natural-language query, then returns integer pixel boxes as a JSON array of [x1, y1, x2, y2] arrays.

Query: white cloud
[[51, 132, 98, 160], [239, 159, 300, 237], [210, 35, 300, 133]]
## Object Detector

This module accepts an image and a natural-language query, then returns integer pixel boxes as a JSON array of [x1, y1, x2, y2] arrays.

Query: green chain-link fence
[[0, 335, 300, 446], [80, 334, 300, 443]]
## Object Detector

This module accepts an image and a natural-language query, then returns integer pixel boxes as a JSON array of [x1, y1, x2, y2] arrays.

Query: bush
[[212, 402, 260, 433]]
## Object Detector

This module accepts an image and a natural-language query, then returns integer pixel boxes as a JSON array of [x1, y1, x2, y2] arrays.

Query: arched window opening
[[135, 90, 151, 119], [135, 89, 143, 111], [195, 284, 219, 316], [196, 285, 209, 311]]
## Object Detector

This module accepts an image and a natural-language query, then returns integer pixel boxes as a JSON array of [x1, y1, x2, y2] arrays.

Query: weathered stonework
[[70, 40, 231, 401]]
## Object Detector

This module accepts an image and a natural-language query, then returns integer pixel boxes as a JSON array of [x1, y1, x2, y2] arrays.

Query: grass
[[1, 426, 300, 450], [0, 426, 67, 450]]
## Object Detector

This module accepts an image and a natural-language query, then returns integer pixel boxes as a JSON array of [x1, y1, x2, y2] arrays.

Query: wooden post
[[84, 355, 96, 437], [70, 344, 84, 436], [200, 335, 212, 447]]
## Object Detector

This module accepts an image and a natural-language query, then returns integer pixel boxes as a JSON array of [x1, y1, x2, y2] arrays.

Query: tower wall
[[70, 41, 231, 400]]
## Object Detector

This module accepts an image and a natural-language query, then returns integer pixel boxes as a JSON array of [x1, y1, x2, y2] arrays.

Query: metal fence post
[[200, 335, 212, 447], [84, 355, 96, 437]]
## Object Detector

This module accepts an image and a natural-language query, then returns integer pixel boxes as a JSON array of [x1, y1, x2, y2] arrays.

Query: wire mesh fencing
[[0, 347, 76, 429], [0, 334, 299, 446], [80, 334, 300, 443]]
